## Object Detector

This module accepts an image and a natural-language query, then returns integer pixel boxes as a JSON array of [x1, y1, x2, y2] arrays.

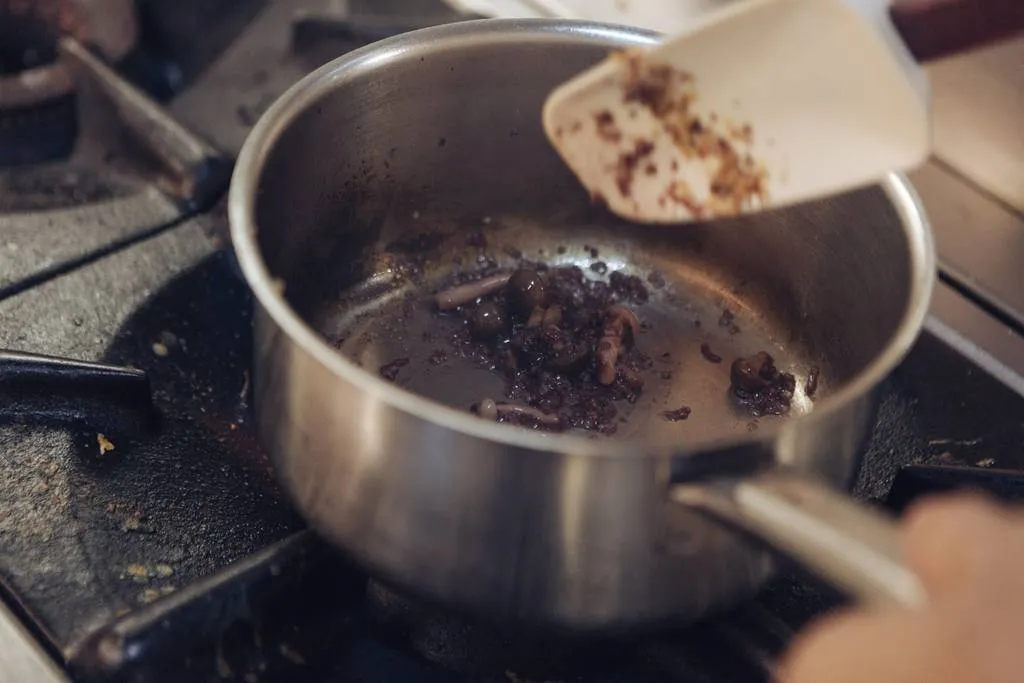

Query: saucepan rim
[[228, 18, 936, 459]]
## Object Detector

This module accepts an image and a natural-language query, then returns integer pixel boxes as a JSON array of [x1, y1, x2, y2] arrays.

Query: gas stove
[[3, 2, 1024, 682]]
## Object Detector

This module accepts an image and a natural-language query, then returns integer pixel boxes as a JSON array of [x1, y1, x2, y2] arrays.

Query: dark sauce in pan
[[433, 265, 651, 434], [368, 235, 809, 435], [729, 352, 797, 417]]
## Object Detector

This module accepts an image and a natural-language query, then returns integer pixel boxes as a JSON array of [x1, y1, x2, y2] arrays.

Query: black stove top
[[2, 2, 1024, 682]]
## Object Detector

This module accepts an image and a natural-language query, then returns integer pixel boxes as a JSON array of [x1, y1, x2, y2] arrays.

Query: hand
[[780, 493, 1024, 683]]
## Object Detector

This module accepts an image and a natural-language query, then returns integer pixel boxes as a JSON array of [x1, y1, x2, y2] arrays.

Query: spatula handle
[[890, 0, 1024, 62]]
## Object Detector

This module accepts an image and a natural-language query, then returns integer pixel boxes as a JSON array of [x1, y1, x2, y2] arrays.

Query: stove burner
[[364, 580, 624, 680], [0, 0, 138, 166]]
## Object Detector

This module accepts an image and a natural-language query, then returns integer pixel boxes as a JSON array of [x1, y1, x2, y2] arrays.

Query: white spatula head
[[543, 0, 931, 224]]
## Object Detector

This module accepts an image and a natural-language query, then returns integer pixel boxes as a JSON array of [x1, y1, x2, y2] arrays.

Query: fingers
[[778, 606, 970, 679], [902, 492, 1024, 599], [781, 493, 1024, 683], [779, 608, 943, 683]]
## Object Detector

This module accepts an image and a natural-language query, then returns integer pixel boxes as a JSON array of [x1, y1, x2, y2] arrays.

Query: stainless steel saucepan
[[228, 19, 935, 630]]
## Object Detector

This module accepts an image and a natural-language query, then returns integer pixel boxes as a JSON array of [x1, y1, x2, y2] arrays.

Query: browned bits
[[541, 305, 563, 327], [661, 405, 692, 422], [664, 180, 703, 218], [433, 264, 650, 435], [615, 50, 768, 216], [379, 357, 409, 381], [718, 308, 740, 335], [615, 139, 656, 198], [618, 50, 682, 116], [805, 366, 820, 398], [594, 110, 622, 142], [700, 342, 722, 364], [730, 352, 774, 392], [729, 352, 796, 417], [597, 305, 641, 385]]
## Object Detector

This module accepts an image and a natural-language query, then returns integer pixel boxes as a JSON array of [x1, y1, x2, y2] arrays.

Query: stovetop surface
[[2, 2, 1024, 682]]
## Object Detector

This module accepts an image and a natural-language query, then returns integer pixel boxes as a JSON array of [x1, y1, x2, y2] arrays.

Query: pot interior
[[248, 22, 920, 449]]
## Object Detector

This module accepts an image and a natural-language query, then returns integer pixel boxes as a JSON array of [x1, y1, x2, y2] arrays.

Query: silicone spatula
[[542, 0, 1023, 224]]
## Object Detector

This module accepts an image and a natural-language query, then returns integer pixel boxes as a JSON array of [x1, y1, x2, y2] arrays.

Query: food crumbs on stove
[[97, 433, 115, 455], [125, 564, 149, 582], [216, 646, 233, 678], [429, 349, 448, 365], [729, 352, 796, 417], [139, 586, 176, 604], [151, 342, 169, 357], [976, 458, 996, 468], [155, 564, 174, 578], [279, 643, 307, 666], [661, 405, 691, 422], [805, 365, 820, 398], [379, 358, 410, 381], [590, 261, 608, 275], [700, 342, 723, 364]]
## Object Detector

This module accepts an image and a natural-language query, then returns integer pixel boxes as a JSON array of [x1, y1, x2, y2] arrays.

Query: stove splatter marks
[[0, 219, 302, 647], [96, 433, 115, 455], [139, 585, 176, 605]]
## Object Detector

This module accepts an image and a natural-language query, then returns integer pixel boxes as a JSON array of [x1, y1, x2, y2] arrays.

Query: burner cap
[[0, 0, 138, 166]]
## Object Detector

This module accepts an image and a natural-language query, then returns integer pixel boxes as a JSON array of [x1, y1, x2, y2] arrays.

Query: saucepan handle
[[671, 471, 928, 609]]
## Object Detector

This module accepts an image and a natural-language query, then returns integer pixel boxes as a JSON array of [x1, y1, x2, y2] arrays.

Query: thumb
[[902, 492, 1022, 600]]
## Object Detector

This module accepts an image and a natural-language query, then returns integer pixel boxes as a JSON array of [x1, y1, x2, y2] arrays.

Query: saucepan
[[228, 19, 935, 630]]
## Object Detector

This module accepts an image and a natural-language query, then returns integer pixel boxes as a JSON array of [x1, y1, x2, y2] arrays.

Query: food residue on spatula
[[546, 50, 770, 223]]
